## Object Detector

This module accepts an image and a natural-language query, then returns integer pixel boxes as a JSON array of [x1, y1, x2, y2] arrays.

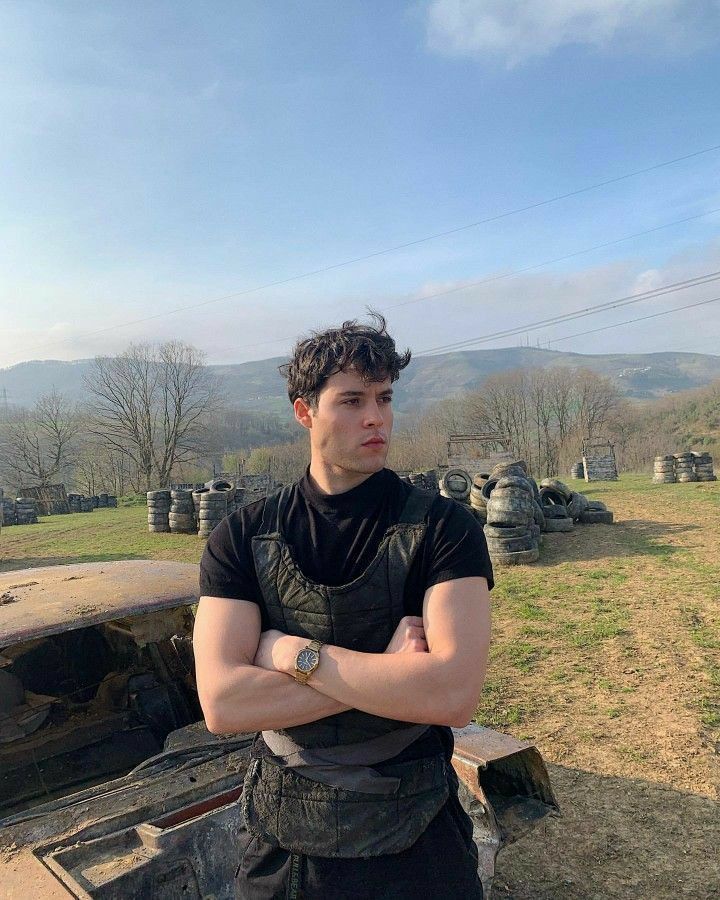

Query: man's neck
[[308, 460, 378, 496]]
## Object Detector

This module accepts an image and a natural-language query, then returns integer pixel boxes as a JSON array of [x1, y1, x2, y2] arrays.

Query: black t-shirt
[[199, 466, 493, 763], [200, 467, 494, 623]]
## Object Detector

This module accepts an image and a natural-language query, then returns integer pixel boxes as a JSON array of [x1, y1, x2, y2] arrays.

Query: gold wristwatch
[[293, 639, 324, 684]]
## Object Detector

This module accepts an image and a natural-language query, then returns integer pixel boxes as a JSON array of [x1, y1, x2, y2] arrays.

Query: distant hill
[[3, 348, 720, 413]]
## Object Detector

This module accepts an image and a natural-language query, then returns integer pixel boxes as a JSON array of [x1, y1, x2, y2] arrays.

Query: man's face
[[296, 369, 394, 476]]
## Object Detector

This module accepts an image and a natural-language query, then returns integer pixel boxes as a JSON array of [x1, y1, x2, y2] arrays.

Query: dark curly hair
[[279, 311, 411, 407]]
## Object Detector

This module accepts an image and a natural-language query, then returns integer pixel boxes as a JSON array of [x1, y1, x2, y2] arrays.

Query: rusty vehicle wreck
[[0, 561, 558, 899]]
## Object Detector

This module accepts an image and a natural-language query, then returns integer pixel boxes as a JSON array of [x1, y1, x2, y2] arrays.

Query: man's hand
[[254, 629, 303, 675], [383, 616, 427, 654]]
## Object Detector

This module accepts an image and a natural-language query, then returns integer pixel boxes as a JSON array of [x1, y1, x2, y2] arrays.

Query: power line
[[415, 270, 720, 355], [21, 141, 720, 356], [207, 204, 720, 357], [545, 295, 720, 345]]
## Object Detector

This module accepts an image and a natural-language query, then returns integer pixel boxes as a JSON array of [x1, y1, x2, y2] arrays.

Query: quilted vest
[[241, 483, 450, 858]]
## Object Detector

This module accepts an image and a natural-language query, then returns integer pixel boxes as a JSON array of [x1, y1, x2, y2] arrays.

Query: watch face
[[297, 649, 319, 673]]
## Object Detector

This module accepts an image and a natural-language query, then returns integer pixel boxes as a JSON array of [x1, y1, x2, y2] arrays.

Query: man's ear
[[293, 397, 313, 430]]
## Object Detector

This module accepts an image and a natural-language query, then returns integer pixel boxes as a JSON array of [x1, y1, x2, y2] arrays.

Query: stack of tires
[[169, 490, 196, 534], [98, 493, 109, 508], [108, 495, 118, 508], [570, 461, 585, 480], [1, 495, 16, 525], [67, 493, 82, 513], [80, 498, 94, 513], [652, 456, 676, 484], [15, 497, 39, 525], [538, 480, 574, 533], [484, 474, 539, 565], [147, 490, 171, 533], [674, 452, 696, 483], [693, 452, 716, 482], [198, 491, 228, 539]]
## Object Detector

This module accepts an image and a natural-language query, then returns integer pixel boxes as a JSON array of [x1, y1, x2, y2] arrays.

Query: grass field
[[1, 476, 718, 898]]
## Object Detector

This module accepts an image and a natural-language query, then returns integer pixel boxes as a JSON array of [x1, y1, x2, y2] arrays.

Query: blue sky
[[2, 0, 720, 366]]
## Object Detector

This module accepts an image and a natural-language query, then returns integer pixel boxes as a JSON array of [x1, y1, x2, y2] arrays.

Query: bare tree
[[86, 341, 219, 490], [0, 392, 78, 489]]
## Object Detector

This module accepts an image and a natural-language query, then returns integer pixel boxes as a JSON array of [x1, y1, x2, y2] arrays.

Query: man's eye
[[380, 396, 392, 403], [344, 398, 360, 405]]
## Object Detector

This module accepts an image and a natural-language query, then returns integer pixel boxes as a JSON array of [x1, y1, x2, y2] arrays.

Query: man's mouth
[[362, 436, 386, 446]]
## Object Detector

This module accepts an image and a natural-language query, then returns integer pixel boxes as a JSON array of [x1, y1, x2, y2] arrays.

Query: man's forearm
[[273, 639, 481, 728], [203, 663, 349, 734]]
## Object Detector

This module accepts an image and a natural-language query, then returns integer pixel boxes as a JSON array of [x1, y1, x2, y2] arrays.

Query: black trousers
[[235, 791, 483, 900]]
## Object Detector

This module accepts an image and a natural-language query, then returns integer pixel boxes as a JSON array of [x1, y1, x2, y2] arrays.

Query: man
[[194, 313, 492, 899]]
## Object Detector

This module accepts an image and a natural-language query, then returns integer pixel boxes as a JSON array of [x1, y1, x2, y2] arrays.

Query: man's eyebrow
[[336, 388, 394, 397]]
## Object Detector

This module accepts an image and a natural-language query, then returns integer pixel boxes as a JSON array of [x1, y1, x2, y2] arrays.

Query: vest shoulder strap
[[258, 485, 293, 534], [397, 486, 435, 525]]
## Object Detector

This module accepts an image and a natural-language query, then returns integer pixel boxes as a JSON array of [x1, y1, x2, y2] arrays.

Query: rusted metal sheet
[[0, 561, 199, 647], [452, 724, 560, 898]]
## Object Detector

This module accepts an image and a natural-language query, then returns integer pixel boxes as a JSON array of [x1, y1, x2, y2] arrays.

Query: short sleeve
[[198, 501, 264, 604], [423, 496, 494, 592]]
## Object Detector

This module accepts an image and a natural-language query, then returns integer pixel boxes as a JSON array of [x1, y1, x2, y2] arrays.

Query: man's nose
[[363, 401, 384, 426]]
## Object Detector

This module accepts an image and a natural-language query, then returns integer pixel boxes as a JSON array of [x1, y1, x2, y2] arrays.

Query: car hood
[[0, 561, 200, 647]]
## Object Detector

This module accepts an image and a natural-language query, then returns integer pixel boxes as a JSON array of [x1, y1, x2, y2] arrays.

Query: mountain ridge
[[2, 348, 720, 412]]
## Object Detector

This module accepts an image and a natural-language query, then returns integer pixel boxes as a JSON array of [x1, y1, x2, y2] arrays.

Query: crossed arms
[[193, 576, 490, 734]]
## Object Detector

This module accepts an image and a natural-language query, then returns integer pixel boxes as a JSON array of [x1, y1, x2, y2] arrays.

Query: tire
[[579, 510, 614, 524], [485, 533, 535, 553], [484, 523, 531, 539], [539, 486, 567, 507], [486, 497, 533, 526], [543, 517, 573, 532], [567, 492, 590, 520], [148, 524, 170, 533], [201, 492, 229, 505], [480, 477, 500, 503], [198, 510, 226, 521], [490, 547, 540, 566], [586, 500, 607, 511], [169, 515, 195, 527], [494, 475, 533, 492], [440, 468, 472, 500], [539, 479, 572, 500], [147, 491, 171, 501], [491, 461, 528, 479]]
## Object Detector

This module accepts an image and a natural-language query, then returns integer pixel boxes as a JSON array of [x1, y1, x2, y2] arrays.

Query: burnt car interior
[[0, 606, 200, 817]]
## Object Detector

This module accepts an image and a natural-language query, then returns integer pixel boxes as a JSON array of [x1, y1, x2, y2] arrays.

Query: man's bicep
[[194, 595, 262, 671], [422, 577, 491, 665]]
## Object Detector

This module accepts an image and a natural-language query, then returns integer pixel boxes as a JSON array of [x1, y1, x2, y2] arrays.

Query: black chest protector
[[241, 484, 450, 858]]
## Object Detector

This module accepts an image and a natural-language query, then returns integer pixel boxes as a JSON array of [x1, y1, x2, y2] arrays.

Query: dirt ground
[[487, 477, 719, 899]]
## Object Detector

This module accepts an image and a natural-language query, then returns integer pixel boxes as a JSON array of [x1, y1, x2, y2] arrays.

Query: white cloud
[[425, 0, 720, 66]]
